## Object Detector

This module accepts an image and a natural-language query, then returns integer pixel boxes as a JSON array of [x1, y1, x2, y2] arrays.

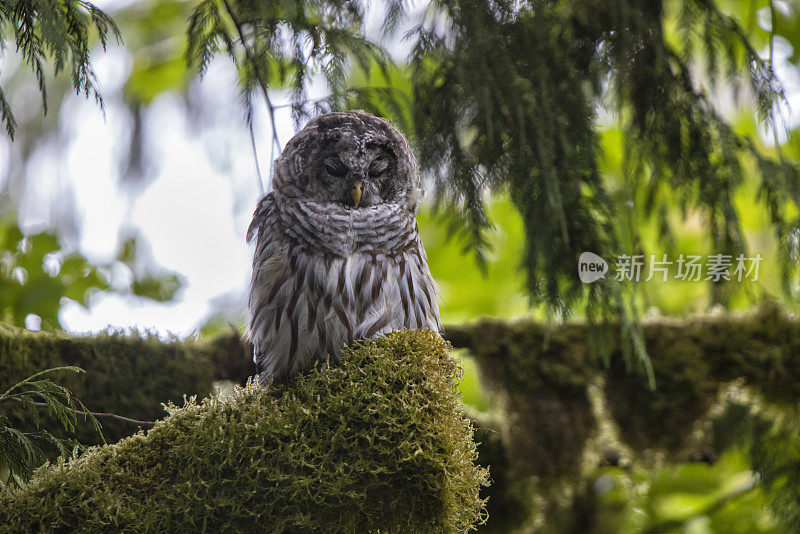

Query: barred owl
[[247, 111, 441, 382]]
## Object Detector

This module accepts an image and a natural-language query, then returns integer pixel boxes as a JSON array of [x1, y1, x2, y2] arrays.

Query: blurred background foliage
[[0, 215, 181, 330], [3, 0, 800, 532]]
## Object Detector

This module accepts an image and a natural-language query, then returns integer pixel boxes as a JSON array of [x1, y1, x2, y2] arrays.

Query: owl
[[247, 110, 441, 382]]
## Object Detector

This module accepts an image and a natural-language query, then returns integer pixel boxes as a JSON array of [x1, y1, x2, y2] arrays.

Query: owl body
[[248, 111, 441, 381]]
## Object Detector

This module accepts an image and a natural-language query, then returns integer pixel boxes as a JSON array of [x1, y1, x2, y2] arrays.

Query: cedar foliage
[[412, 0, 795, 313], [0, 367, 101, 489], [0, 0, 120, 138], [184, 0, 799, 323], [185, 0, 394, 155], [0, 330, 489, 534]]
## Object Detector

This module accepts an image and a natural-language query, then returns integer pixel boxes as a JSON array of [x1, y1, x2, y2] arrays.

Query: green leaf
[[125, 55, 189, 104], [131, 274, 182, 302]]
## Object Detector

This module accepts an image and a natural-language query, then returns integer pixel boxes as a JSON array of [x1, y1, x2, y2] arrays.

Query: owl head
[[271, 111, 421, 211]]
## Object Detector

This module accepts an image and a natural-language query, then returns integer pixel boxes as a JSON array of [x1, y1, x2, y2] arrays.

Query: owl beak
[[351, 181, 363, 208]]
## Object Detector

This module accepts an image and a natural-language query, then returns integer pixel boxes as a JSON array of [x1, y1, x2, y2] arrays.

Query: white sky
[[56, 55, 296, 336]]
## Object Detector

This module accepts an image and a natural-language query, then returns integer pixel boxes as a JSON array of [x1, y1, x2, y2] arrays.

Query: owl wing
[[246, 192, 275, 245], [405, 243, 442, 333], [248, 194, 351, 381], [351, 244, 442, 342], [247, 194, 298, 380]]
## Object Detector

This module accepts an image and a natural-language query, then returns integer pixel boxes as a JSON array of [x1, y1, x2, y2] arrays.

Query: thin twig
[[768, 0, 786, 160], [249, 116, 265, 195], [267, 123, 276, 193], [221, 0, 282, 153], [8, 396, 155, 427]]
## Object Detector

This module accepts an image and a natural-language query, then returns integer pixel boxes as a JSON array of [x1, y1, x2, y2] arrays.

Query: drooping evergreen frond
[[411, 1, 612, 312], [603, 1, 796, 304], [409, 0, 795, 310], [406, 1, 657, 375], [186, 0, 389, 150], [0, 0, 121, 139], [715, 400, 800, 531], [0, 366, 102, 489]]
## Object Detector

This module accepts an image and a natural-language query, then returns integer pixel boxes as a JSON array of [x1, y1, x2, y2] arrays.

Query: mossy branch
[[0, 323, 251, 445], [0, 330, 488, 533]]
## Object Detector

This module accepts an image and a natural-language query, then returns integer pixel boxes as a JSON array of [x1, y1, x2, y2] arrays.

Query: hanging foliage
[[0, 0, 120, 138]]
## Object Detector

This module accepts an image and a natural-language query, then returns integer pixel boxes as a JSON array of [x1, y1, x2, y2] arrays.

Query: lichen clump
[[0, 330, 488, 533]]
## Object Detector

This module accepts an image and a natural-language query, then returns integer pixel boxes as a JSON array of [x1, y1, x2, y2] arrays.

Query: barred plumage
[[248, 111, 441, 382]]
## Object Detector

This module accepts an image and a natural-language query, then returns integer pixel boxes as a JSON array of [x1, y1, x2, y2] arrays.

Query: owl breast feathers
[[247, 110, 441, 382]]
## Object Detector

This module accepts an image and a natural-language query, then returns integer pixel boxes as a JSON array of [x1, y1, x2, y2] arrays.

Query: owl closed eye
[[307, 140, 400, 208]]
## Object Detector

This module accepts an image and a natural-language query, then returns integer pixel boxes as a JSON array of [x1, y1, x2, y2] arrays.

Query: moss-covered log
[[4, 303, 800, 531], [446, 302, 800, 530], [446, 302, 800, 460], [0, 330, 488, 533], [0, 324, 252, 444]]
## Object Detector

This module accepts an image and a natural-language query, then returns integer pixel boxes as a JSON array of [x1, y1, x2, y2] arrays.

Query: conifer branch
[[0, 0, 121, 139], [6, 397, 155, 427], [0, 366, 104, 488]]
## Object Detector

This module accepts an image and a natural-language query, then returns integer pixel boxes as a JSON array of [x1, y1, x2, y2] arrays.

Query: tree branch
[[8, 396, 155, 427]]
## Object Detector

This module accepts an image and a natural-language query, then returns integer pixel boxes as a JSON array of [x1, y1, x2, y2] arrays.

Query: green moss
[[449, 303, 800, 459], [451, 320, 596, 484], [0, 324, 250, 444], [0, 330, 488, 533], [604, 322, 718, 454]]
